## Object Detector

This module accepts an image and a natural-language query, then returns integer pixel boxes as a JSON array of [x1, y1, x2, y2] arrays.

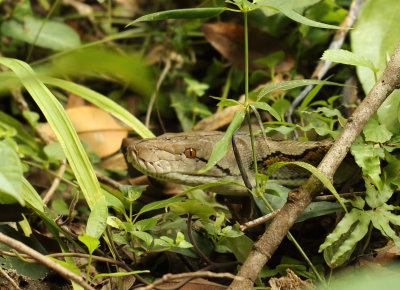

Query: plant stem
[[244, 12, 249, 106]]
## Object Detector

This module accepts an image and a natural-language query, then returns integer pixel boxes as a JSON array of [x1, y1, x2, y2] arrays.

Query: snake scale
[[127, 131, 335, 196]]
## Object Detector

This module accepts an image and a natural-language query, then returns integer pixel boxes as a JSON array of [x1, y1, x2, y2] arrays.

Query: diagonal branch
[[229, 41, 400, 289]]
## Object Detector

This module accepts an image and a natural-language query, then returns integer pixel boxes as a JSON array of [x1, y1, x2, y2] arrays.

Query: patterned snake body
[[127, 131, 332, 196]]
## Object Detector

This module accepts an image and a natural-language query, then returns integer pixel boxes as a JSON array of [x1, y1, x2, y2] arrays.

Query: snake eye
[[184, 148, 196, 159]]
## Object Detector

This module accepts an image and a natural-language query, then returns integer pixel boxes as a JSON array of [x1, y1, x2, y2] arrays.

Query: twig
[[0, 232, 95, 290], [42, 159, 67, 205], [286, 0, 365, 132], [0, 266, 21, 290], [229, 40, 400, 289], [314, 191, 365, 201], [240, 208, 281, 231], [137, 271, 242, 290], [145, 56, 171, 128], [187, 213, 213, 265], [95, 170, 123, 189]]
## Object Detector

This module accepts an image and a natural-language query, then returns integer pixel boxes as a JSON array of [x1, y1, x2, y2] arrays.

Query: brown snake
[[127, 131, 334, 196]]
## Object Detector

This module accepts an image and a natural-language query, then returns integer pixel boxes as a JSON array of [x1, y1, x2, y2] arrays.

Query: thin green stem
[[26, 0, 60, 63], [360, 222, 373, 255], [287, 232, 325, 283], [244, 12, 249, 106]]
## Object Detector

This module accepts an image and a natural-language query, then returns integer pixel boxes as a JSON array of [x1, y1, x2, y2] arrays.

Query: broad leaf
[[1, 16, 81, 51]]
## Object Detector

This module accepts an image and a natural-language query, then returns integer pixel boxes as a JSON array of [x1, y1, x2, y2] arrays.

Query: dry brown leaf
[[202, 22, 294, 72], [269, 269, 314, 290], [37, 106, 129, 158]]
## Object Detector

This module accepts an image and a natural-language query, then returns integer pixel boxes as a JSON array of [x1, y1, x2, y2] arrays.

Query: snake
[[126, 131, 333, 196]]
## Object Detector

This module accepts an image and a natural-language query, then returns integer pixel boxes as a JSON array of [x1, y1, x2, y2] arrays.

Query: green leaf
[[264, 161, 347, 212], [212, 97, 241, 107], [0, 142, 24, 205], [378, 91, 400, 135], [78, 233, 100, 254], [351, 0, 400, 93], [251, 102, 281, 121], [219, 235, 253, 263], [319, 209, 362, 252], [351, 144, 382, 189], [42, 77, 154, 138], [92, 270, 149, 281], [365, 179, 393, 209], [136, 196, 186, 219], [169, 200, 216, 222], [0, 112, 39, 150], [43, 142, 66, 161], [127, 7, 226, 25], [1, 17, 81, 51], [42, 48, 154, 98], [198, 110, 245, 173], [363, 118, 393, 143], [131, 230, 153, 247], [321, 49, 378, 72], [256, 79, 346, 101], [298, 82, 325, 113], [135, 218, 157, 231], [102, 189, 125, 214], [329, 210, 370, 265], [0, 57, 102, 209], [371, 211, 400, 246], [296, 201, 343, 223], [258, 1, 343, 29], [21, 177, 44, 213], [86, 196, 107, 239], [175, 232, 192, 249]]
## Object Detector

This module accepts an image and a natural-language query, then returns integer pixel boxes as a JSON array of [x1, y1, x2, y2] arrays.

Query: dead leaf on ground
[[269, 269, 314, 290], [202, 22, 294, 72], [37, 106, 129, 158]]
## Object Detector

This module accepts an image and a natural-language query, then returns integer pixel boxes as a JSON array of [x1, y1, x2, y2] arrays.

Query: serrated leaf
[[198, 109, 245, 173], [321, 49, 377, 72], [127, 7, 226, 25], [256, 79, 346, 101]]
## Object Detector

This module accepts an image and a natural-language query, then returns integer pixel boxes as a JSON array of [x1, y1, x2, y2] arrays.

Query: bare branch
[[229, 40, 400, 289]]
